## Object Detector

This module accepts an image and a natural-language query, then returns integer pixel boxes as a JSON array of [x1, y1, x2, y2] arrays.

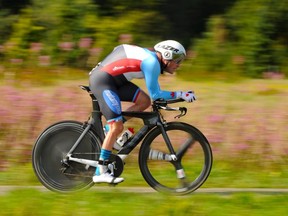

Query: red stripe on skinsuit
[[101, 59, 142, 76]]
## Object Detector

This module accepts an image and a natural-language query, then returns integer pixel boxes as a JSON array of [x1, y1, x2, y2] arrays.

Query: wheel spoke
[[176, 137, 194, 159]]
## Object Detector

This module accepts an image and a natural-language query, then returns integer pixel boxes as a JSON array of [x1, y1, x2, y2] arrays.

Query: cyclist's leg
[[118, 82, 150, 115], [89, 71, 124, 183], [89, 71, 124, 147], [102, 121, 123, 150]]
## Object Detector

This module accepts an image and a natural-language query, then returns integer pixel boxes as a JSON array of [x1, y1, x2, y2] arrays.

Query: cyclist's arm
[[141, 57, 177, 100]]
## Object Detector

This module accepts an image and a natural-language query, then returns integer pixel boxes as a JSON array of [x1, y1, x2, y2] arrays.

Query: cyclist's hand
[[177, 91, 196, 102]]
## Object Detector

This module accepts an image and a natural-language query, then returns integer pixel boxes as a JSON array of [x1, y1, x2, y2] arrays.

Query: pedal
[[107, 163, 115, 176]]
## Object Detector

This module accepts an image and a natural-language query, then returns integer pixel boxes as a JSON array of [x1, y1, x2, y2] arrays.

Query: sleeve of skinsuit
[[141, 56, 177, 100]]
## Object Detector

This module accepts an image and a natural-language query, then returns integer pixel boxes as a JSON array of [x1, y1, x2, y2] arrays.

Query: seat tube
[[91, 110, 105, 141], [91, 97, 105, 141]]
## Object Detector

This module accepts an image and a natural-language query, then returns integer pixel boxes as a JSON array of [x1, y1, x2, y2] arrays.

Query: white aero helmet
[[154, 40, 186, 64]]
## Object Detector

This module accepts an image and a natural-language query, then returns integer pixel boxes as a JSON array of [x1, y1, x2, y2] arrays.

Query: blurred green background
[[0, 0, 287, 215], [0, 0, 287, 77]]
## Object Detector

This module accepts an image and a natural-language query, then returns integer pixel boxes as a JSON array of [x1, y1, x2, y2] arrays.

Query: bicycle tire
[[32, 120, 101, 193], [139, 122, 212, 195]]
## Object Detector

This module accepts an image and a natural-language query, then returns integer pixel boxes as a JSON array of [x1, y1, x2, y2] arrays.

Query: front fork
[[157, 122, 178, 161], [157, 123, 193, 180]]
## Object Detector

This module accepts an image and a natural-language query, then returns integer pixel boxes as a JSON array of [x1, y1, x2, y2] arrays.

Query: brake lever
[[174, 107, 187, 119], [159, 106, 187, 118]]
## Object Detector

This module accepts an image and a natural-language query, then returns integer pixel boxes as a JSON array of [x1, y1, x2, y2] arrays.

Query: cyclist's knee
[[143, 96, 151, 110], [136, 91, 150, 110]]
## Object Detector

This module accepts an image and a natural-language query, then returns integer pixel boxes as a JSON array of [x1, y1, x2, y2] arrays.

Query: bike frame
[[66, 85, 181, 167], [32, 84, 212, 194]]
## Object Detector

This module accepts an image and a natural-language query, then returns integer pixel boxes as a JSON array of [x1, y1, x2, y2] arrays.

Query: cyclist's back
[[95, 44, 158, 84]]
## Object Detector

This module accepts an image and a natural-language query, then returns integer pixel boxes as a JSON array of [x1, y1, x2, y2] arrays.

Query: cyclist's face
[[164, 60, 180, 74]]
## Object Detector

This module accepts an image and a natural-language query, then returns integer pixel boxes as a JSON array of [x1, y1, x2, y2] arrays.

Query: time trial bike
[[32, 85, 213, 195]]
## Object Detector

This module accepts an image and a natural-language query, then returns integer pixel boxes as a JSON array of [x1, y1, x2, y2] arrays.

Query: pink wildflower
[[78, 38, 92, 49], [58, 42, 74, 51]]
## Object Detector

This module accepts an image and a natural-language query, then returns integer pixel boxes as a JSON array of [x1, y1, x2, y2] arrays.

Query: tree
[[186, 0, 288, 78]]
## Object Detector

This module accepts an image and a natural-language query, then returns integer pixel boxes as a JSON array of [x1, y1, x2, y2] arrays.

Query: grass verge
[[0, 188, 287, 216]]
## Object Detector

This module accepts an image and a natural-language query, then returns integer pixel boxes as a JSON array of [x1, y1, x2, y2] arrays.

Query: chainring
[[108, 154, 124, 177]]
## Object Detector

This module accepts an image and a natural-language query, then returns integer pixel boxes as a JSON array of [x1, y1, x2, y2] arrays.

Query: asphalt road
[[0, 186, 288, 195]]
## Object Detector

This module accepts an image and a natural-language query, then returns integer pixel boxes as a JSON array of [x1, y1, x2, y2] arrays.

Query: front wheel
[[139, 122, 212, 195], [32, 121, 102, 193]]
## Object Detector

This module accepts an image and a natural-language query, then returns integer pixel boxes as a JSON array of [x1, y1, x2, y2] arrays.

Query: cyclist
[[89, 40, 196, 184]]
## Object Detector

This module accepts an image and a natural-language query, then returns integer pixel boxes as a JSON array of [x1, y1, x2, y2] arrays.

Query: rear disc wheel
[[32, 121, 101, 193]]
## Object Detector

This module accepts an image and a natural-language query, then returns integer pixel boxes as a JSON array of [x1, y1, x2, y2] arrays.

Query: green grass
[[0, 188, 287, 216]]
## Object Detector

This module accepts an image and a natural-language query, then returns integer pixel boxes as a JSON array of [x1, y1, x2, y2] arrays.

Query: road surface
[[0, 186, 288, 195]]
